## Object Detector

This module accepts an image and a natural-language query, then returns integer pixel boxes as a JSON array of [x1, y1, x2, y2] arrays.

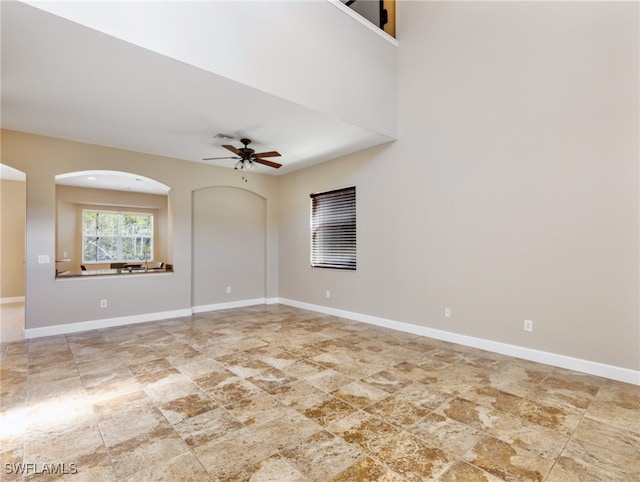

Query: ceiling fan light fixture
[[203, 138, 282, 182]]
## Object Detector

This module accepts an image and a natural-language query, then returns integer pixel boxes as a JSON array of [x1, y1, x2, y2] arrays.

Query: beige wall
[[0, 179, 26, 299], [0, 129, 280, 329], [278, 1, 639, 371], [0, 1, 637, 377], [192, 187, 266, 307]]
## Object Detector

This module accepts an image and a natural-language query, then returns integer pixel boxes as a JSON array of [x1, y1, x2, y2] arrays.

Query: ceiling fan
[[203, 138, 282, 181]]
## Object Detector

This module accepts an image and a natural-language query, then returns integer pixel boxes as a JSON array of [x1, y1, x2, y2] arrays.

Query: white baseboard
[[1, 296, 25, 305], [19, 297, 639, 386], [192, 298, 267, 313], [23, 308, 193, 339], [23, 298, 271, 339], [277, 298, 640, 386]]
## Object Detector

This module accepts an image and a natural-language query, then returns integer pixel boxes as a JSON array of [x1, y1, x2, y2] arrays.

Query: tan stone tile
[[280, 430, 364, 482], [457, 352, 509, 372], [270, 379, 327, 411], [395, 381, 452, 410], [245, 346, 300, 369], [365, 396, 431, 428], [26, 375, 85, 402], [303, 394, 358, 427], [526, 374, 601, 410], [28, 363, 79, 385], [408, 412, 482, 457], [5, 305, 638, 482], [327, 410, 402, 455], [437, 461, 504, 482], [157, 390, 219, 425], [586, 380, 640, 433], [331, 380, 389, 409], [26, 393, 95, 437], [22, 451, 117, 482], [116, 346, 165, 366], [226, 391, 288, 426], [128, 358, 174, 378], [459, 385, 523, 413], [193, 367, 237, 391], [330, 456, 406, 481], [387, 361, 431, 381], [463, 435, 553, 482], [94, 392, 170, 447], [571, 417, 640, 470], [361, 370, 412, 393], [78, 363, 133, 389], [309, 351, 353, 369], [334, 357, 391, 379], [372, 431, 453, 481], [122, 451, 211, 482], [171, 355, 224, 378], [193, 426, 278, 480], [203, 376, 263, 405], [173, 406, 243, 447], [23, 421, 105, 465], [437, 397, 504, 432], [510, 398, 583, 435], [282, 359, 325, 378], [216, 351, 273, 378], [418, 365, 486, 396], [226, 454, 306, 482], [251, 408, 322, 452], [487, 411, 568, 459], [305, 368, 354, 393], [107, 426, 190, 479], [1, 405, 26, 452], [249, 367, 298, 394], [85, 376, 143, 404], [1, 447, 25, 482], [136, 367, 185, 388]]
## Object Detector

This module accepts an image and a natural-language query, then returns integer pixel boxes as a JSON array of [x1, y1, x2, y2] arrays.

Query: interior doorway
[[0, 164, 26, 345]]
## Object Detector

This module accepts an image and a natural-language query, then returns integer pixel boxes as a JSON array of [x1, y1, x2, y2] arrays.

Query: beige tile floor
[[0, 302, 24, 344], [1, 304, 638, 481]]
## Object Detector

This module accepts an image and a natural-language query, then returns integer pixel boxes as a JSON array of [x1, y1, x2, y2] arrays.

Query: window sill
[[56, 267, 173, 279]]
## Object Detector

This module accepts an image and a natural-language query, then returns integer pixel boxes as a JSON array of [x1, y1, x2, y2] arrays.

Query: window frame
[[81, 209, 154, 264], [310, 186, 356, 271]]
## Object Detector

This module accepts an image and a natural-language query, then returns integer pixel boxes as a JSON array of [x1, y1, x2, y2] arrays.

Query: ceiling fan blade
[[252, 151, 281, 158], [222, 144, 243, 156], [202, 156, 240, 160], [254, 158, 282, 169]]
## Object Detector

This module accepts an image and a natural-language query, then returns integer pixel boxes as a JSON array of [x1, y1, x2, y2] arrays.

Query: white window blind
[[310, 186, 356, 270]]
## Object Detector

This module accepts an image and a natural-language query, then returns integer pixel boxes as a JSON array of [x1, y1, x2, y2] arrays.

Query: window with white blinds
[[310, 186, 356, 270]]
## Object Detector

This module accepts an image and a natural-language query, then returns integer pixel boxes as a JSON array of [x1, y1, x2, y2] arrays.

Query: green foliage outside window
[[82, 210, 153, 263]]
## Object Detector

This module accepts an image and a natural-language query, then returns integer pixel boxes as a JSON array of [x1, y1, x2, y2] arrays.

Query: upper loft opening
[[341, 0, 396, 38]]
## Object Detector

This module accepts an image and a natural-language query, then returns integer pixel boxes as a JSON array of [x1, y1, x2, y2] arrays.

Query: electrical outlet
[[444, 307, 452, 318], [326, 290, 331, 299], [524, 319, 533, 332], [100, 299, 107, 308], [226, 286, 232, 294]]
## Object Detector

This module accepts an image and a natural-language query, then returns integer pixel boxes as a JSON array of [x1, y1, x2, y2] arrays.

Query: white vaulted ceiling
[[1, 0, 396, 183]]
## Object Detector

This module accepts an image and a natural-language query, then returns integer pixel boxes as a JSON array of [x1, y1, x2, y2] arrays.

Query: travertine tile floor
[[1, 305, 639, 481]]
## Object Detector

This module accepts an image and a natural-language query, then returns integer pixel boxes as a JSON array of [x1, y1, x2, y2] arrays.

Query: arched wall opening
[[55, 170, 172, 274]]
